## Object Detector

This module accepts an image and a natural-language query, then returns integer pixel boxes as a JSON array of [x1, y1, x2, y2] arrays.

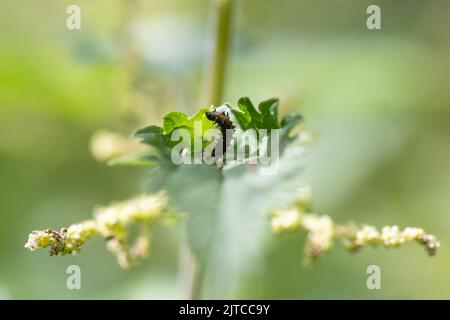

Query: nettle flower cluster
[[25, 193, 171, 268], [271, 187, 440, 265], [25, 97, 440, 268]]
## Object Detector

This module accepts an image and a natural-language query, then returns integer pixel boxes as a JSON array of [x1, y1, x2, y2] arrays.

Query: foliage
[[25, 97, 440, 298]]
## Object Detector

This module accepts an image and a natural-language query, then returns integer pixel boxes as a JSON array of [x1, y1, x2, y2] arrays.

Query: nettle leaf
[[238, 97, 261, 122], [233, 97, 262, 130], [185, 108, 217, 132], [258, 98, 280, 129], [162, 142, 310, 299], [233, 97, 288, 132], [204, 141, 310, 298], [231, 108, 251, 130], [133, 125, 175, 171], [280, 113, 303, 141], [134, 125, 165, 144], [134, 109, 219, 168], [172, 108, 217, 151], [133, 97, 303, 169], [165, 164, 222, 257], [163, 112, 189, 134], [134, 125, 170, 152]]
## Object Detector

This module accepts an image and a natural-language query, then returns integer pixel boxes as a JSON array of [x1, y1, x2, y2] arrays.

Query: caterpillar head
[[205, 111, 215, 121]]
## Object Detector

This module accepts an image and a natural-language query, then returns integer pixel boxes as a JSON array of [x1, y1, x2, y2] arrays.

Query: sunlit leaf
[[258, 98, 279, 129], [163, 112, 188, 134]]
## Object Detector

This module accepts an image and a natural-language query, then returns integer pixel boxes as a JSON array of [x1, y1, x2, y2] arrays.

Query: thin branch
[[182, 0, 235, 300], [202, 0, 234, 107]]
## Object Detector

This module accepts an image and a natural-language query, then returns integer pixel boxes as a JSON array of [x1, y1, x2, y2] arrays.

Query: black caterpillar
[[205, 109, 235, 158]]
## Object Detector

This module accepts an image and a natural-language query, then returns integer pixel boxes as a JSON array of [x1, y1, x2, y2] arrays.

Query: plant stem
[[179, 239, 204, 299], [182, 0, 234, 300], [202, 0, 234, 107]]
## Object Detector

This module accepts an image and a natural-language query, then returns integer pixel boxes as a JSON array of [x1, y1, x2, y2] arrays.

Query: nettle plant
[[25, 97, 440, 297], [25, 0, 439, 298]]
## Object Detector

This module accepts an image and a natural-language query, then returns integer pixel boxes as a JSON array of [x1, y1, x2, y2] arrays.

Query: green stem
[[183, 0, 234, 300], [180, 239, 204, 299], [202, 0, 234, 107]]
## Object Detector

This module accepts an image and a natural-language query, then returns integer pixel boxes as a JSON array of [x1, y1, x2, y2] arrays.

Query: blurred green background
[[1, 0, 450, 299]]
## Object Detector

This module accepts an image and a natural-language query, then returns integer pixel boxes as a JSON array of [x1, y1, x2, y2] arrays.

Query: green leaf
[[237, 97, 262, 128], [189, 108, 209, 122], [280, 112, 303, 140], [203, 142, 309, 298], [163, 112, 188, 134], [177, 108, 216, 134], [187, 108, 219, 151], [231, 107, 252, 130], [134, 98, 305, 171], [258, 98, 280, 129], [133, 125, 171, 156], [239, 97, 261, 122], [165, 164, 222, 256], [162, 144, 308, 298], [134, 125, 165, 145]]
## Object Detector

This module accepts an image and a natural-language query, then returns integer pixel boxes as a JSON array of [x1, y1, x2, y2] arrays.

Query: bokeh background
[[1, 0, 450, 299]]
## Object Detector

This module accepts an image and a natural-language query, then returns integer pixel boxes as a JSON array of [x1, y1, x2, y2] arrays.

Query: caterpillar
[[205, 108, 235, 158]]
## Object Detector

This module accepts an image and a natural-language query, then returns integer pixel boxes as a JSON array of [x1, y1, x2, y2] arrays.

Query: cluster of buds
[[270, 186, 311, 234], [271, 209, 302, 234], [348, 225, 440, 256], [94, 194, 167, 238], [24, 193, 171, 268], [270, 188, 440, 265], [105, 234, 150, 268], [302, 214, 334, 265], [24, 220, 98, 256]]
